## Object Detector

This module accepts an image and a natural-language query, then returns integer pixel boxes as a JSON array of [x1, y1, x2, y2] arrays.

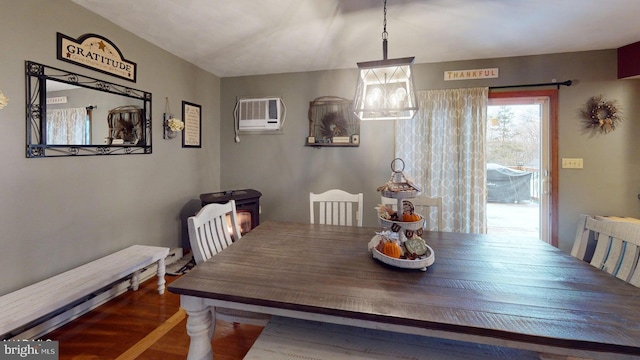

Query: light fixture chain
[[382, 0, 388, 40], [382, 0, 388, 59]]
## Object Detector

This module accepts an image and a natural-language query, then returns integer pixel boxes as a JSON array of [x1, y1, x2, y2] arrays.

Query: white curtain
[[395, 88, 488, 233], [46, 107, 88, 145]]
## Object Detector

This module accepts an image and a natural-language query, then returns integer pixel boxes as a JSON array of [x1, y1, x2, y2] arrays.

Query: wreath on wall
[[320, 111, 349, 138], [580, 95, 622, 134]]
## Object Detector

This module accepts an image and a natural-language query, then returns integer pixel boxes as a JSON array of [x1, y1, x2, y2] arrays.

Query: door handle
[[542, 178, 549, 195]]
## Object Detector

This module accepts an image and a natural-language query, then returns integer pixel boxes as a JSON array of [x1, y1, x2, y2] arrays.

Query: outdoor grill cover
[[487, 163, 532, 203]]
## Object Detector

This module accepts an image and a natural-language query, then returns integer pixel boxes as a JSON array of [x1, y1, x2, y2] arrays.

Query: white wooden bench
[[244, 316, 542, 360], [0, 245, 169, 339]]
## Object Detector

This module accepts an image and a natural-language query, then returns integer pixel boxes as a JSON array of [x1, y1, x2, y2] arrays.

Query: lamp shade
[[353, 57, 418, 121]]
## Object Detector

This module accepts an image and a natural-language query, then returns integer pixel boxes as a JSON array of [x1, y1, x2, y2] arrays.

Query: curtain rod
[[490, 80, 572, 90]]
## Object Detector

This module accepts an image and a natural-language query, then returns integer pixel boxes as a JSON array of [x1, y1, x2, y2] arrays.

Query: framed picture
[[182, 101, 201, 148], [306, 96, 359, 147]]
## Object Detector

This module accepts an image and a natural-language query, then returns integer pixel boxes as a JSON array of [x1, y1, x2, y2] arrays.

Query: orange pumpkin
[[402, 213, 421, 222], [382, 241, 402, 258]]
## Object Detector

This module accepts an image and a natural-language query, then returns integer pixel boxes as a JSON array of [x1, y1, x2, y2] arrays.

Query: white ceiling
[[72, 0, 640, 78]]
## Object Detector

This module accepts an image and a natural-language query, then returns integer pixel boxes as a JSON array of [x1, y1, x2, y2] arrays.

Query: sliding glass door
[[488, 90, 558, 246]]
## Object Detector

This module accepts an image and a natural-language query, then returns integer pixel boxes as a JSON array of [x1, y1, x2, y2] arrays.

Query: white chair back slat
[[571, 214, 591, 260], [630, 265, 640, 288], [617, 242, 640, 282], [584, 216, 640, 286], [331, 201, 339, 225], [310, 189, 363, 227], [318, 202, 326, 225], [198, 225, 214, 261], [601, 236, 625, 275], [589, 230, 609, 271], [344, 202, 352, 226]]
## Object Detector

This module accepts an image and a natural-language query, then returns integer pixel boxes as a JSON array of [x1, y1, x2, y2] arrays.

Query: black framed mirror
[[25, 60, 152, 157]]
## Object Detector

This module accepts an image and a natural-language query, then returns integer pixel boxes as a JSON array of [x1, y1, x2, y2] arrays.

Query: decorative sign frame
[[57, 32, 137, 82], [306, 96, 360, 147], [182, 101, 202, 148]]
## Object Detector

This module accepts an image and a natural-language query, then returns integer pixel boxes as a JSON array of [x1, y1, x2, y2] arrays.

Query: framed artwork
[[306, 96, 360, 147], [182, 101, 201, 148]]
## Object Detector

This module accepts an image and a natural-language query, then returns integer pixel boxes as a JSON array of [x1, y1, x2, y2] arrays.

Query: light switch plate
[[562, 158, 583, 169]]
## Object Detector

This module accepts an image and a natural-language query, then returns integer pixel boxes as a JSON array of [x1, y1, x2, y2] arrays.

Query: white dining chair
[[573, 214, 640, 262], [188, 200, 270, 326], [381, 195, 443, 231], [571, 214, 594, 261], [310, 189, 363, 227], [581, 216, 640, 287]]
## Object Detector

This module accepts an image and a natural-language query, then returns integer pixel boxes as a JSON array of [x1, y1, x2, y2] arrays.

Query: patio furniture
[[487, 163, 532, 203]]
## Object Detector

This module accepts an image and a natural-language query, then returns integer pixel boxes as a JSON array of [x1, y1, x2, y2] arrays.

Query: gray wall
[[220, 51, 640, 253], [0, 0, 221, 294]]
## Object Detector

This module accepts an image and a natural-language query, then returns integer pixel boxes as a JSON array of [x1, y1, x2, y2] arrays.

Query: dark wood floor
[[46, 274, 264, 360]]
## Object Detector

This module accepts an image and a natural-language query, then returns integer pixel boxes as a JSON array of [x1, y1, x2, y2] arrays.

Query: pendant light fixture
[[353, 0, 417, 121]]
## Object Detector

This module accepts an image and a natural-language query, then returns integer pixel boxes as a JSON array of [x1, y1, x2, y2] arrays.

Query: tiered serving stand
[[371, 159, 435, 271]]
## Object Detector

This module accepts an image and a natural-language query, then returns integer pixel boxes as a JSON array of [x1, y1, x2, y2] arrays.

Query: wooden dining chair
[[188, 200, 270, 326], [381, 196, 443, 231], [310, 189, 363, 227], [582, 216, 640, 287]]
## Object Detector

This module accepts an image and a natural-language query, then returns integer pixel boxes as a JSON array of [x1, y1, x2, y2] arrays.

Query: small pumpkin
[[382, 241, 402, 258], [402, 213, 421, 222]]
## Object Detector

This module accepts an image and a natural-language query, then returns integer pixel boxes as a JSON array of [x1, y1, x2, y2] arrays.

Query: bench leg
[[156, 258, 166, 295], [131, 270, 140, 291]]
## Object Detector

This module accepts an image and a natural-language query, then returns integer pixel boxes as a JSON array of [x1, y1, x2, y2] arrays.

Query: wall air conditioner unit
[[236, 97, 284, 131]]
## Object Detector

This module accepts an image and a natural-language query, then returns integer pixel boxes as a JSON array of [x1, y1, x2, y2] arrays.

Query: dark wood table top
[[169, 221, 640, 356]]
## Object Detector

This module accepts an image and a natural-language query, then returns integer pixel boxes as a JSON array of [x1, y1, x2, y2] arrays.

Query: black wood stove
[[199, 189, 262, 235]]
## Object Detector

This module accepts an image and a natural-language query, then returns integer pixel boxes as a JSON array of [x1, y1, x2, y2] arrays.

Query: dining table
[[168, 221, 640, 360]]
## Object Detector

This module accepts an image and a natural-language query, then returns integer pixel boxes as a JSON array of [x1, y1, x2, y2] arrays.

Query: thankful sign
[[57, 32, 137, 82], [444, 68, 499, 81]]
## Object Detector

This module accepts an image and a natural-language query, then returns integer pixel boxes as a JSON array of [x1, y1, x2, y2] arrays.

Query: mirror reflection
[[45, 80, 145, 146], [26, 61, 152, 157]]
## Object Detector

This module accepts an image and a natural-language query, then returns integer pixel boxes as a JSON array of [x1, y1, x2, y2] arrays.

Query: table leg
[[181, 295, 214, 360], [156, 258, 166, 294], [209, 307, 218, 340]]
